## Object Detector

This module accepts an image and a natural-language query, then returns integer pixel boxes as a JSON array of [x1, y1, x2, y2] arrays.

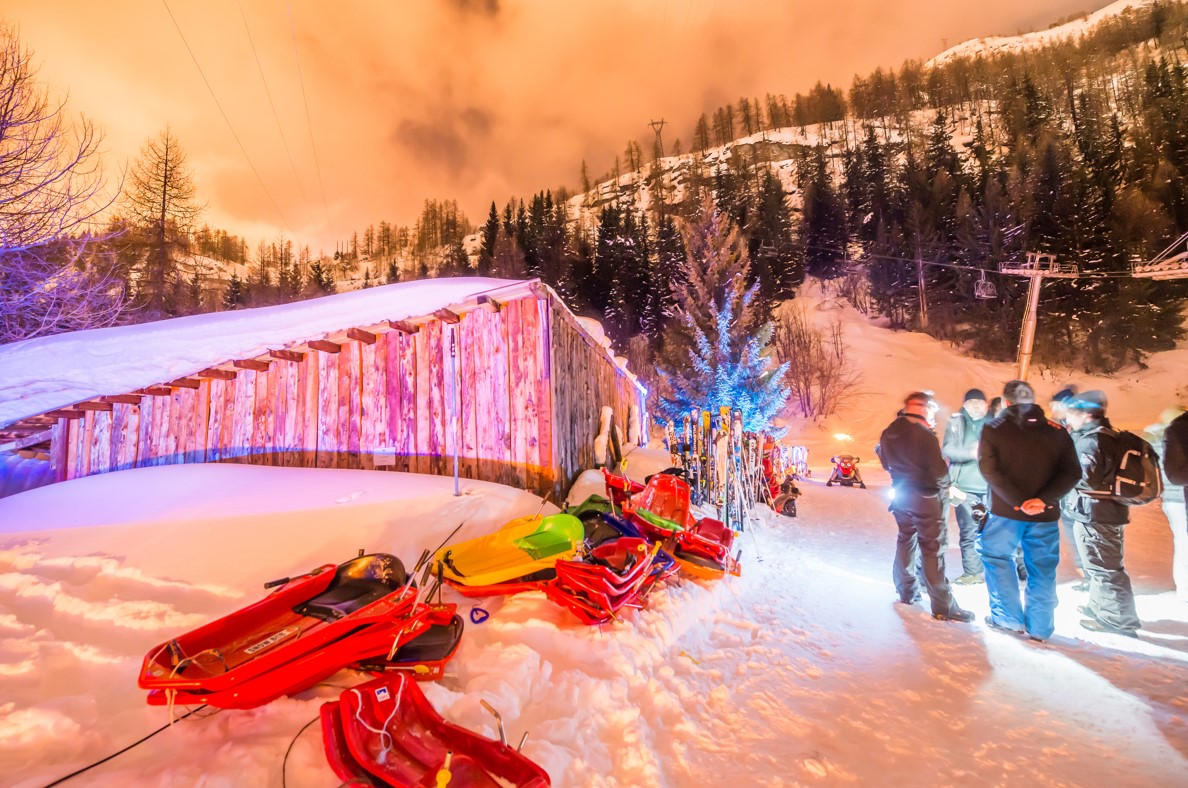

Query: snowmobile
[[137, 552, 463, 710], [320, 673, 550, 787], [826, 455, 866, 488], [772, 477, 800, 517]]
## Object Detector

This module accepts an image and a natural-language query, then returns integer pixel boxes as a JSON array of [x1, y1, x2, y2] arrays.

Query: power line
[[284, 0, 332, 235], [235, 0, 310, 224], [159, 0, 294, 235]]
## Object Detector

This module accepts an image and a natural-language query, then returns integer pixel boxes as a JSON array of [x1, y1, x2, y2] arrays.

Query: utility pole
[[649, 118, 668, 213], [997, 238, 1188, 382], [999, 252, 1078, 381]]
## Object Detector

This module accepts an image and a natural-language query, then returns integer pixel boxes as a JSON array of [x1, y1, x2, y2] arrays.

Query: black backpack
[[1085, 428, 1163, 506]]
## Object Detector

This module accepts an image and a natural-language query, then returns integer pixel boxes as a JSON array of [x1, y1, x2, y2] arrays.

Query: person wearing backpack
[[1160, 408, 1188, 601], [1063, 391, 1141, 637]]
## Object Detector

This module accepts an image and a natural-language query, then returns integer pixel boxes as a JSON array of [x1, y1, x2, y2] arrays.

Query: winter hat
[[1066, 390, 1108, 413], [1051, 386, 1078, 404], [963, 388, 987, 403]]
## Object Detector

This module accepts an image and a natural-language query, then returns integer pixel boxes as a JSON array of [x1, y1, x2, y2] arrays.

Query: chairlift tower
[[998, 252, 1078, 381]]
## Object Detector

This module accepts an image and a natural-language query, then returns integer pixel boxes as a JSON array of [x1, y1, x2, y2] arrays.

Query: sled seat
[[296, 553, 407, 622], [513, 514, 584, 560]]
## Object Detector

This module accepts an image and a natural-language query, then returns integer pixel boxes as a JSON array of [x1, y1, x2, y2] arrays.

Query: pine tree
[[800, 145, 848, 278], [478, 201, 499, 274], [657, 201, 789, 432], [223, 273, 245, 310], [362, 267, 373, 288], [122, 127, 201, 319]]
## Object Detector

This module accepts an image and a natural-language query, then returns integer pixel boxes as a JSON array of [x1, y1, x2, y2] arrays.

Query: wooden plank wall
[[50, 294, 579, 498], [547, 301, 646, 498]]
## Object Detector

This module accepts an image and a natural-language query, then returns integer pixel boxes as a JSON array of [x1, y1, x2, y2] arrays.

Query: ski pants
[[1060, 504, 1086, 571], [977, 515, 1059, 640], [1164, 499, 1188, 601], [1074, 519, 1141, 632], [892, 491, 962, 618], [950, 493, 985, 576]]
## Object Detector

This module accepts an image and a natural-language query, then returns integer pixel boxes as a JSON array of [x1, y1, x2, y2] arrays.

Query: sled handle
[[480, 699, 507, 746], [518, 731, 529, 752], [263, 576, 289, 589]]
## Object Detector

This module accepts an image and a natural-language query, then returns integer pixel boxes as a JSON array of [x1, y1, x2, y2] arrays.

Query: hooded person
[[1048, 385, 1088, 584], [877, 391, 974, 623], [1062, 391, 1142, 637], [977, 380, 1081, 641], [943, 389, 991, 583]]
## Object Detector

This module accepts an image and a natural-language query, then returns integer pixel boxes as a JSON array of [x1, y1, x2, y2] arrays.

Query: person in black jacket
[[1159, 408, 1188, 601], [977, 380, 1081, 641], [1063, 391, 1141, 637], [878, 391, 974, 622]]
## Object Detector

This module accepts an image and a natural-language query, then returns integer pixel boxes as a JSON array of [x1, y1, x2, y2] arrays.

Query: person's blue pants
[[977, 514, 1060, 639]]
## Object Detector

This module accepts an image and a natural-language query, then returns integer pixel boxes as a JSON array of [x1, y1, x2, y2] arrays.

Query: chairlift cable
[[283, 0, 334, 235], [159, 0, 294, 236], [235, 0, 311, 224]]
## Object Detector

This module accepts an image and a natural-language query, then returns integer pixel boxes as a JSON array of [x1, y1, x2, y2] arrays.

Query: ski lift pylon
[[974, 269, 997, 299]]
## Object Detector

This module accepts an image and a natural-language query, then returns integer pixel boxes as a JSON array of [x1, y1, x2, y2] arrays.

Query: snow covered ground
[[1, 279, 1186, 786], [0, 445, 1184, 786]]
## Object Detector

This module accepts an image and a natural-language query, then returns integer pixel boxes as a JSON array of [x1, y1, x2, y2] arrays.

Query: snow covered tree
[[222, 273, 245, 310], [0, 26, 128, 343], [657, 201, 789, 432]]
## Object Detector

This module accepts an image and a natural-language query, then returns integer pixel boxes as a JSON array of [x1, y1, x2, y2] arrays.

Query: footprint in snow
[[801, 758, 828, 778]]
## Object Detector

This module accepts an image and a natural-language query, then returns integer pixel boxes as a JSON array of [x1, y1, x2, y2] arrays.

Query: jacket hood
[[1000, 402, 1051, 429]]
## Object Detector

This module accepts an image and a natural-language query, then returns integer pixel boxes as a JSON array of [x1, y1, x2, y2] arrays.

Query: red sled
[[602, 468, 645, 510], [137, 553, 463, 710], [543, 538, 662, 624], [320, 673, 550, 787]]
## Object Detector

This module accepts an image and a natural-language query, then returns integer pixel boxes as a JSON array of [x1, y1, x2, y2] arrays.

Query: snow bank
[[0, 277, 522, 426]]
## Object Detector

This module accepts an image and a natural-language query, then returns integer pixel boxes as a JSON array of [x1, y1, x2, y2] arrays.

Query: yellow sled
[[432, 513, 585, 589]]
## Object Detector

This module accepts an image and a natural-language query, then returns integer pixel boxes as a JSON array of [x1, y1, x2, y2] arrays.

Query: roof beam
[[234, 359, 272, 372], [269, 349, 305, 363], [382, 319, 420, 334], [198, 368, 238, 381], [433, 308, 462, 324], [100, 394, 143, 405], [307, 339, 341, 354], [346, 327, 377, 345]]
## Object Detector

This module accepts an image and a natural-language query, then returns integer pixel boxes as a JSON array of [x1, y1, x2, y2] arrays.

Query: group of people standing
[[877, 381, 1188, 641]]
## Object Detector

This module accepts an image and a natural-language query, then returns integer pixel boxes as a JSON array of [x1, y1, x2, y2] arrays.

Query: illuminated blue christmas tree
[[658, 201, 789, 433]]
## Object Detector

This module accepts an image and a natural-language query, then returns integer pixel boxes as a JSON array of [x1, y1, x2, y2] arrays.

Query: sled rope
[[350, 673, 406, 753], [40, 705, 209, 786]]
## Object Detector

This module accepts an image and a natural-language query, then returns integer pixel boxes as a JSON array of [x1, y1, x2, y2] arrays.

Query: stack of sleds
[[602, 468, 741, 580], [432, 510, 675, 624], [137, 552, 464, 710]]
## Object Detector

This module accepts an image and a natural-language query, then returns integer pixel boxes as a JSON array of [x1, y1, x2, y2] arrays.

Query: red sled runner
[[320, 673, 550, 787], [137, 552, 462, 710]]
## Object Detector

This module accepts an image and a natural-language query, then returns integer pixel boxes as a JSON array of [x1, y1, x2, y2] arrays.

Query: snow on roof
[[0, 277, 526, 426], [927, 0, 1153, 67]]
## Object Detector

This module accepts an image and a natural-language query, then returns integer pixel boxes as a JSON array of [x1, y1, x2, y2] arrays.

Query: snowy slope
[[928, 0, 1157, 66], [0, 453, 1184, 787], [782, 280, 1188, 465]]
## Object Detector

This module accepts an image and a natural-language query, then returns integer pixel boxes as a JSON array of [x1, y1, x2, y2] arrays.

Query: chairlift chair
[[974, 270, 997, 299]]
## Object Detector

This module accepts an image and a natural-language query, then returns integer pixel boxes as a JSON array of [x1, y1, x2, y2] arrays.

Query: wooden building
[[0, 279, 646, 500]]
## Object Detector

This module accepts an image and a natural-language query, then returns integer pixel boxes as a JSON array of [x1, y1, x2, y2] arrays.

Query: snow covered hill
[[928, 0, 1158, 67]]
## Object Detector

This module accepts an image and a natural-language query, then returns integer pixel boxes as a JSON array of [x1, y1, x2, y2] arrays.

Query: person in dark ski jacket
[[943, 389, 991, 584], [1062, 391, 1141, 637], [878, 391, 973, 623], [977, 380, 1081, 641], [1050, 386, 1088, 585], [1161, 408, 1188, 601]]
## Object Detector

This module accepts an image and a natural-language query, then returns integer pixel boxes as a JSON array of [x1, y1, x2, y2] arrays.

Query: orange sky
[[8, 0, 1102, 253]]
